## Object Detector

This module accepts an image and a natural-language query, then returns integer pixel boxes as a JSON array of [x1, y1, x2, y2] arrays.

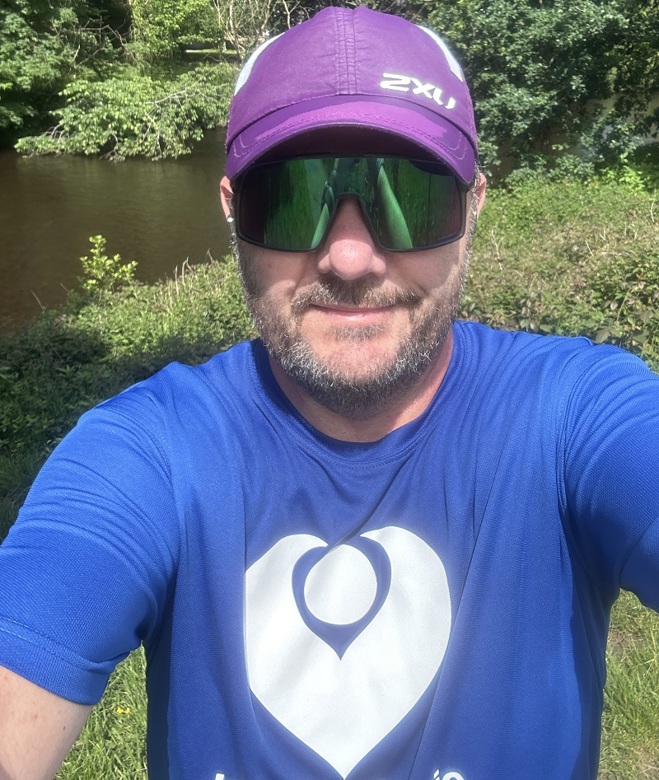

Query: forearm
[[0, 666, 91, 780]]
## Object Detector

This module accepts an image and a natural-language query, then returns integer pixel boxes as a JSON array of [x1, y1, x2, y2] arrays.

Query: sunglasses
[[232, 156, 468, 252]]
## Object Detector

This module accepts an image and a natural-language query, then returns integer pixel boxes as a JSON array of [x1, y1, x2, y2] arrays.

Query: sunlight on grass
[[56, 650, 148, 780], [600, 592, 659, 779]]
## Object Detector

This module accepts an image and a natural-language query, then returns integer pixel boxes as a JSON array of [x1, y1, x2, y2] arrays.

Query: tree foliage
[[16, 63, 234, 159], [0, 0, 126, 143], [127, 0, 219, 61], [4, 0, 658, 169], [427, 0, 658, 174], [601, 0, 659, 162]]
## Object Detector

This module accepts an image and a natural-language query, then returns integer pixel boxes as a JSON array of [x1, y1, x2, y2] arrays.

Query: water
[[0, 129, 232, 331]]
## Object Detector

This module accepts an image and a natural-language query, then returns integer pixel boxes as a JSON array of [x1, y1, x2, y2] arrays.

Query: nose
[[316, 198, 387, 281]]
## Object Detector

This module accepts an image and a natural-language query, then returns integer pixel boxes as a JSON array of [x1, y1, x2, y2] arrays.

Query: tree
[[601, 0, 659, 162], [427, 0, 653, 175], [127, 0, 219, 61], [0, 0, 126, 145], [15, 63, 234, 159], [207, 0, 289, 59]]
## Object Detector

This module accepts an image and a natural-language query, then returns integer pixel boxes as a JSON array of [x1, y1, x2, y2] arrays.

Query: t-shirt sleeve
[[561, 347, 659, 611], [0, 387, 179, 704]]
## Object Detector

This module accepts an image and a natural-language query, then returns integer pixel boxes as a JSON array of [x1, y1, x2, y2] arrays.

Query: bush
[[461, 177, 659, 369], [16, 63, 234, 160], [428, 0, 658, 176], [78, 235, 138, 294]]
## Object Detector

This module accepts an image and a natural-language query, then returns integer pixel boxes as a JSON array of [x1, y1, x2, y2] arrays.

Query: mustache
[[291, 277, 421, 316]]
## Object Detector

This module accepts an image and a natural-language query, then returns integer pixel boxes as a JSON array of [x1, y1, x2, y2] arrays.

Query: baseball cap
[[225, 6, 478, 185]]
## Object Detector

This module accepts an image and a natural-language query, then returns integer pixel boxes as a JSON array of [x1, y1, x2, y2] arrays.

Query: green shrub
[[461, 177, 659, 369], [16, 63, 234, 160], [428, 0, 658, 176], [79, 235, 138, 294]]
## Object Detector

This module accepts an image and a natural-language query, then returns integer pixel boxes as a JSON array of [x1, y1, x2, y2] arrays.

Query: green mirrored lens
[[235, 156, 465, 252]]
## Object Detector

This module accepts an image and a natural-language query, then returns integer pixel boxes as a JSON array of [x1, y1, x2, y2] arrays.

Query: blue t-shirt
[[1, 322, 658, 780]]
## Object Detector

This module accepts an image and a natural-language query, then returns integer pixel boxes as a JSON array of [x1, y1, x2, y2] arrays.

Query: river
[[0, 129, 232, 331]]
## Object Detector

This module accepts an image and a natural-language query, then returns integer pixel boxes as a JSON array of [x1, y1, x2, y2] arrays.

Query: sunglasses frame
[[232, 155, 470, 254]]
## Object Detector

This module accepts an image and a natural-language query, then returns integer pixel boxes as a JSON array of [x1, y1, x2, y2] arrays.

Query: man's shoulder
[[74, 339, 263, 441], [455, 320, 590, 352], [152, 338, 258, 389], [454, 320, 649, 370], [107, 339, 258, 405], [453, 320, 656, 404]]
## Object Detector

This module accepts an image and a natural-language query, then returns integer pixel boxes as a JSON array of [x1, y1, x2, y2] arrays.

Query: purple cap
[[225, 7, 478, 185]]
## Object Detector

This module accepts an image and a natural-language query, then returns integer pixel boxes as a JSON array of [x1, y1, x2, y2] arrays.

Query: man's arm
[[0, 665, 91, 780]]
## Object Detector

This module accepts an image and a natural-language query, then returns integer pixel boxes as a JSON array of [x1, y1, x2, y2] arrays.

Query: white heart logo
[[245, 526, 451, 778]]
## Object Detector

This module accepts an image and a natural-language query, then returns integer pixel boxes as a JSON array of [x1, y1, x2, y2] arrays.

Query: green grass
[[2, 174, 658, 779], [57, 651, 148, 780], [601, 593, 659, 779]]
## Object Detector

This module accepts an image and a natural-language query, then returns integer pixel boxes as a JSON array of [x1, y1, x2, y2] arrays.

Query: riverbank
[[1, 174, 658, 778], [0, 127, 231, 330]]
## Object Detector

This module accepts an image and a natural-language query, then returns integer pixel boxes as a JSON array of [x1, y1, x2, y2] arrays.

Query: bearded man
[[0, 7, 658, 780]]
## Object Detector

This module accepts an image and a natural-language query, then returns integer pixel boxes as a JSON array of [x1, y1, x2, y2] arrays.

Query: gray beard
[[235, 204, 476, 419]]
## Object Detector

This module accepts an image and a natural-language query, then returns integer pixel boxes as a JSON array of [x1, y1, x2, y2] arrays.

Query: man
[[0, 6, 657, 780]]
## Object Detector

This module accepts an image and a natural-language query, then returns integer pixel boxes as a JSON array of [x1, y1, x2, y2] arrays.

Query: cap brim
[[226, 95, 476, 185]]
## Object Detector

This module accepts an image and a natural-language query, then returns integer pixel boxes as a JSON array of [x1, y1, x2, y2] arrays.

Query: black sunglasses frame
[[231, 156, 470, 254]]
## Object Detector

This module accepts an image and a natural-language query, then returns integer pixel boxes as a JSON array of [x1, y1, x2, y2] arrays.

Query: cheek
[[240, 245, 314, 301], [399, 252, 462, 297], [240, 264, 301, 327]]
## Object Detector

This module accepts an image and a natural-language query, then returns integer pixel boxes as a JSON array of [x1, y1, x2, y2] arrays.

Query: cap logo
[[380, 73, 457, 110]]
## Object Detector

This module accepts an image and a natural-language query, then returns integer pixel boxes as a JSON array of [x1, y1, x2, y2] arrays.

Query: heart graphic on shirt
[[245, 526, 451, 778]]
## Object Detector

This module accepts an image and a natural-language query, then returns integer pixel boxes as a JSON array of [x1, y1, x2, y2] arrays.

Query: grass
[[1, 173, 657, 779], [57, 650, 148, 780], [600, 593, 659, 779]]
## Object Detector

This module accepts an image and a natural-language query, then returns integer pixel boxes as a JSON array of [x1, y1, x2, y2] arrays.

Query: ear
[[472, 171, 487, 215], [220, 176, 233, 219]]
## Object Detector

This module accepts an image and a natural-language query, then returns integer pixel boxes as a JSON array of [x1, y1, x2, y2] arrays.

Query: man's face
[[222, 144, 485, 419]]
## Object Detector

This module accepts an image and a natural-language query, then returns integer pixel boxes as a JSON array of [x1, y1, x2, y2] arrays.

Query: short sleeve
[[0, 387, 179, 704], [561, 347, 659, 611]]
